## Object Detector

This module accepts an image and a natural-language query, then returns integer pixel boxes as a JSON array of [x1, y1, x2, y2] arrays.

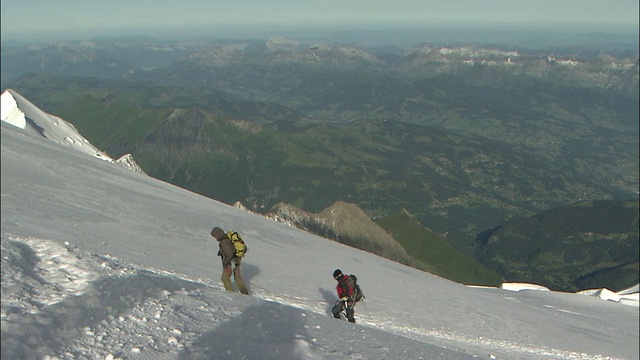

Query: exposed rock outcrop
[[268, 201, 415, 267], [115, 153, 146, 174]]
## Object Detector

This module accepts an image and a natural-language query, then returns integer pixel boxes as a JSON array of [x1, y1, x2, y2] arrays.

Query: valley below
[[2, 35, 638, 291]]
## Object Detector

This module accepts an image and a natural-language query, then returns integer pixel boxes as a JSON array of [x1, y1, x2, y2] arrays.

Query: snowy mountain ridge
[[1, 89, 638, 359], [0, 89, 145, 174]]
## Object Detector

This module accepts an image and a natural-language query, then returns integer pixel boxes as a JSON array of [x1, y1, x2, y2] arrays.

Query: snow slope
[[1, 89, 112, 161], [0, 89, 145, 173], [1, 95, 639, 359]]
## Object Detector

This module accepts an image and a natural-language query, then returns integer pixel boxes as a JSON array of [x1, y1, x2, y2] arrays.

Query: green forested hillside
[[474, 200, 639, 291], [9, 72, 638, 245], [375, 209, 503, 286]]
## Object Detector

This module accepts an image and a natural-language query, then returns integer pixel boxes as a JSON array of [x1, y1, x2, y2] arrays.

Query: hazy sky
[[1, 0, 639, 40]]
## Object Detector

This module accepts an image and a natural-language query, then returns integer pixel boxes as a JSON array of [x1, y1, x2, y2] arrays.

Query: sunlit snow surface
[[0, 89, 26, 129], [1, 92, 638, 359], [1, 89, 113, 161]]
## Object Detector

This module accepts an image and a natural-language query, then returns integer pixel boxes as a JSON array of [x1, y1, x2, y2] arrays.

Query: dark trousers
[[332, 300, 355, 323]]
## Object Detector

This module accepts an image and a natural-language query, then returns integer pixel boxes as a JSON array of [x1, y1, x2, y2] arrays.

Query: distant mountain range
[[1, 37, 638, 291], [2, 37, 638, 91]]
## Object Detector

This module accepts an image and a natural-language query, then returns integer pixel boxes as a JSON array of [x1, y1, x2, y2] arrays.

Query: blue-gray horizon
[[1, 0, 638, 42]]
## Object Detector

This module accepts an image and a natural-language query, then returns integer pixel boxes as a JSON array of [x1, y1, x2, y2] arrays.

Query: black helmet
[[333, 269, 343, 280]]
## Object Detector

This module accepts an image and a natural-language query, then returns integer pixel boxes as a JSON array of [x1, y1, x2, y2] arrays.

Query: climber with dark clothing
[[331, 269, 356, 323]]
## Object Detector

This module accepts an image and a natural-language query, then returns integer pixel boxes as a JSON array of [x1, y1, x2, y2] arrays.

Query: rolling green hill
[[473, 200, 639, 291], [375, 209, 503, 286]]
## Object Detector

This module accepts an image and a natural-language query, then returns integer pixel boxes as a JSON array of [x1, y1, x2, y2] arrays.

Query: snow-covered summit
[[0, 89, 144, 173], [1, 89, 112, 161]]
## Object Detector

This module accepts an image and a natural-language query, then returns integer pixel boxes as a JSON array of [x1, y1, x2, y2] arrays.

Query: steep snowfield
[[1, 89, 112, 161], [1, 89, 146, 173], [1, 94, 638, 359]]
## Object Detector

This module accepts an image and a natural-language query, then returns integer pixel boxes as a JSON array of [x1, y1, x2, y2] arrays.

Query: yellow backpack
[[227, 231, 247, 258]]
